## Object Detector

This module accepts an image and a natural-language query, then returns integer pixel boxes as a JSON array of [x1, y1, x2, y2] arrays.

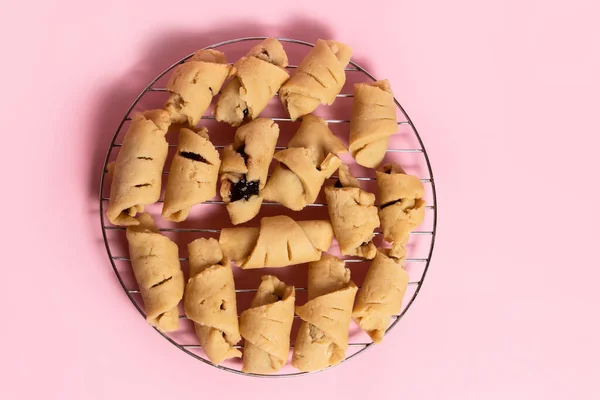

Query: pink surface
[[2, 0, 599, 399]]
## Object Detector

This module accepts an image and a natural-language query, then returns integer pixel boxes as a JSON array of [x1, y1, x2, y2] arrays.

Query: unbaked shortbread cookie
[[162, 127, 221, 222], [239, 276, 295, 374], [184, 238, 242, 365], [376, 163, 426, 255], [352, 249, 409, 343], [324, 164, 380, 259], [349, 80, 397, 168], [279, 39, 352, 121], [219, 215, 334, 269], [164, 49, 232, 126], [126, 213, 184, 332], [263, 114, 346, 210], [219, 118, 279, 225], [107, 109, 171, 226], [292, 254, 358, 372], [214, 38, 289, 126]]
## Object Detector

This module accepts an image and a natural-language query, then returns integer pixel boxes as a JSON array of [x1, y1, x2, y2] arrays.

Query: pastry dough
[[219, 215, 334, 269], [214, 38, 289, 126], [292, 254, 358, 372], [219, 118, 279, 224], [263, 114, 346, 210], [184, 238, 241, 364], [126, 213, 184, 332], [352, 249, 409, 343], [376, 163, 426, 250], [279, 39, 352, 121], [349, 80, 397, 168], [162, 127, 221, 222], [324, 164, 379, 259], [164, 49, 232, 126], [240, 276, 295, 374], [107, 109, 171, 226]]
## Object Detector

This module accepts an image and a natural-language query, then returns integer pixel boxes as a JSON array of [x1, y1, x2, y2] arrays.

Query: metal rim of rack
[[99, 37, 438, 377]]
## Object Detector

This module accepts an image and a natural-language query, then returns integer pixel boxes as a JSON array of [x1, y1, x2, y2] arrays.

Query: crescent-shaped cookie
[[126, 213, 184, 332]]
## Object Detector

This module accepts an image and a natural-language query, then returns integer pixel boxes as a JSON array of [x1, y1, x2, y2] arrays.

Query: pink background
[[2, 0, 599, 398]]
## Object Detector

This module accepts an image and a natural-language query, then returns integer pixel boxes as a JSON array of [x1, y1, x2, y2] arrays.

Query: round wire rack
[[99, 37, 438, 377]]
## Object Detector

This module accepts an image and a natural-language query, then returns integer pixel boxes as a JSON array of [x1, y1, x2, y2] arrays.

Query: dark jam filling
[[380, 198, 402, 209], [230, 176, 260, 202], [179, 151, 209, 164], [334, 179, 343, 188]]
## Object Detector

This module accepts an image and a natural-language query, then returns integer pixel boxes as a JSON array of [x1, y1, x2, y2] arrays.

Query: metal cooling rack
[[99, 37, 438, 377]]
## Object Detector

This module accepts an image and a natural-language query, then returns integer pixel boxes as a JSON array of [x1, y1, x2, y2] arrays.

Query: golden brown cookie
[[214, 38, 289, 127], [352, 249, 409, 343], [292, 254, 358, 372], [376, 163, 426, 249], [263, 114, 346, 210], [279, 39, 352, 121], [349, 80, 397, 168], [162, 127, 221, 222], [107, 110, 171, 226], [239, 276, 295, 374], [324, 164, 380, 259], [126, 213, 184, 332], [164, 49, 232, 126], [184, 238, 241, 365], [219, 118, 279, 225], [219, 215, 334, 269]]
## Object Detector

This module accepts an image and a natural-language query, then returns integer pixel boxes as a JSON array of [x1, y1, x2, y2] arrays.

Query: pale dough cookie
[[184, 238, 241, 365], [107, 109, 171, 226], [240, 276, 295, 374], [214, 38, 289, 127], [162, 127, 221, 222], [324, 164, 380, 259], [126, 213, 184, 332], [376, 163, 426, 251], [164, 49, 232, 126], [279, 39, 352, 121], [349, 80, 397, 168], [292, 254, 358, 372], [263, 114, 346, 210], [219, 215, 334, 269], [219, 118, 279, 225], [352, 249, 409, 343]]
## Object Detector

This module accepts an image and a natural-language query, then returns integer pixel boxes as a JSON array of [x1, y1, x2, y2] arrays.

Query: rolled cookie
[[164, 49, 232, 126], [263, 114, 346, 210], [240, 276, 295, 374], [219, 118, 279, 225], [219, 215, 334, 269], [162, 127, 221, 222], [126, 213, 184, 332], [376, 163, 426, 250], [279, 39, 352, 121], [107, 109, 171, 226], [349, 80, 397, 168], [352, 249, 409, 343], [184, 238, 241, 364], [215, 38, 289, 127], [324, 164, 379, 259], [292, 254, 358, 372]]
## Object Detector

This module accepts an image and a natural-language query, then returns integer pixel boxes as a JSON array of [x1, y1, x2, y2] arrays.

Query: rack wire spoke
[[99, 37, 437, 377]]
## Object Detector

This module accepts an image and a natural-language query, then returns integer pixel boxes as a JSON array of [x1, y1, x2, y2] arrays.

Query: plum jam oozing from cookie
[[229, 145, 259, 202], [179, 151, 210, 164], [230, 176, 259, 202], [381, 198, 402, 209]]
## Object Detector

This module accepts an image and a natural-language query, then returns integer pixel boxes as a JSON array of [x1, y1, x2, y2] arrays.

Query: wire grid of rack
[[99, 37, 438, 377]]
